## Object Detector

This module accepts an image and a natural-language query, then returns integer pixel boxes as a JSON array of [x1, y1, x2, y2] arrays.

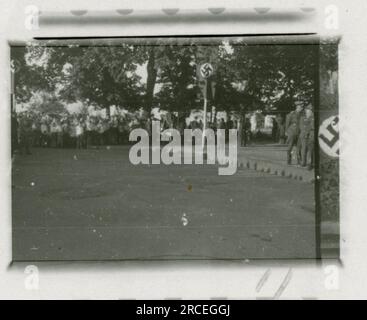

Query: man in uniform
[[285, 101, 304, 165], [40, 116, 50, 147], [299, 104, 315, 170], [85, 115, 94, 148]]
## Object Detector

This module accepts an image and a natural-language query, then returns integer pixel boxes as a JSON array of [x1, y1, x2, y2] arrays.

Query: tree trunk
[[146, 47, 158, 115], [238, 105, 247, 147], [106, 105, 111, 119]]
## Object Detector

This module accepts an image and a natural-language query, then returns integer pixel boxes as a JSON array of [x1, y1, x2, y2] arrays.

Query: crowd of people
[[12, 103, 315, 171], [12, 109, 254, 156], [13, 112, 138, 155]]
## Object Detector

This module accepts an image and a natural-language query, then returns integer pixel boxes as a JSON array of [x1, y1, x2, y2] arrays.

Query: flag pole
[[202, 79, 207, 148]]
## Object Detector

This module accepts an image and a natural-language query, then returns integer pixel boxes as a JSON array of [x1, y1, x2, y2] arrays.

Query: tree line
[[11, 39, 318, 127]]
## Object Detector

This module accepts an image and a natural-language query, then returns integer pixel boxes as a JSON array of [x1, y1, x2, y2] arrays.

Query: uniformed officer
[[299, 104, 314, 169], [285, 101, 304, 165]]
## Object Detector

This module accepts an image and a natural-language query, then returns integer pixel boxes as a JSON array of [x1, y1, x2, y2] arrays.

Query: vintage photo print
[[10, 36, 339, 261], [4, 0, 363, 300]]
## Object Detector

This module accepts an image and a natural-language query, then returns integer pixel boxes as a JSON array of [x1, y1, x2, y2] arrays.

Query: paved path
[[238, 145, 315, 183], [12, 147, 316, 261]]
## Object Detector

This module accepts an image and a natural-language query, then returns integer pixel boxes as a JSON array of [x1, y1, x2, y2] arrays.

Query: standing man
[[50, 118, 58, 148], [18, 113, 32, 155], [61, 117, 69, 148], [55, 119, 63, 148], [117, 116, 125, 145], [11, 111, 18, 156], [189, 117, 199, 130], [271, 117, 278, 142], [299, 104, 315, 170], [275, 114, 285, 144], [85, 115, 93, 148], [285, 101, 304, 165], [218, 118, 226, 130], [75, 117, 84, 149], [40, 117, 49, 147]]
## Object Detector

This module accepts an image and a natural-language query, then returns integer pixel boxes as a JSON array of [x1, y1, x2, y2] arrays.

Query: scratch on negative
[[256, 268, 271, 293], [273, 268, 293, 300]]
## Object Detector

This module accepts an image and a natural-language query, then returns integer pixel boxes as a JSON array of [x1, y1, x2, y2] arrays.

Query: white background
[[0, 0, 365, 299]]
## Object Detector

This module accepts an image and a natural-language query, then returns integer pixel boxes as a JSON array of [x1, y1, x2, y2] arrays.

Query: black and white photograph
[[10, 36, 338, 261], [2, 0, 367, 302]]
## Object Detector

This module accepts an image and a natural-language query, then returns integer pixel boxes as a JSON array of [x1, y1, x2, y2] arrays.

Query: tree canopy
[[11, 39, 318, 120]]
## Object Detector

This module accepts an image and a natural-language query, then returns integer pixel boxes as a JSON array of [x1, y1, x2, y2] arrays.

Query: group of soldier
[[13, 112, 136, 155], [285, 101, 315, 170], [13, 102, 315, 171], [14, 110, 242, 156]]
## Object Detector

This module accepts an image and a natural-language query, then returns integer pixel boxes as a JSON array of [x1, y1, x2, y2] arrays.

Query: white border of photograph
[[0, 0, 363, 299]]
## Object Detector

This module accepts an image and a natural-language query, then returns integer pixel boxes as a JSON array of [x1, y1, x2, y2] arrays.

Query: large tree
[[229, 42, 318, 115], [57, 45, 145, 115], [11, 45, 57, 104], [155, 44, 198, 118], [12, 39, 318, 127]]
